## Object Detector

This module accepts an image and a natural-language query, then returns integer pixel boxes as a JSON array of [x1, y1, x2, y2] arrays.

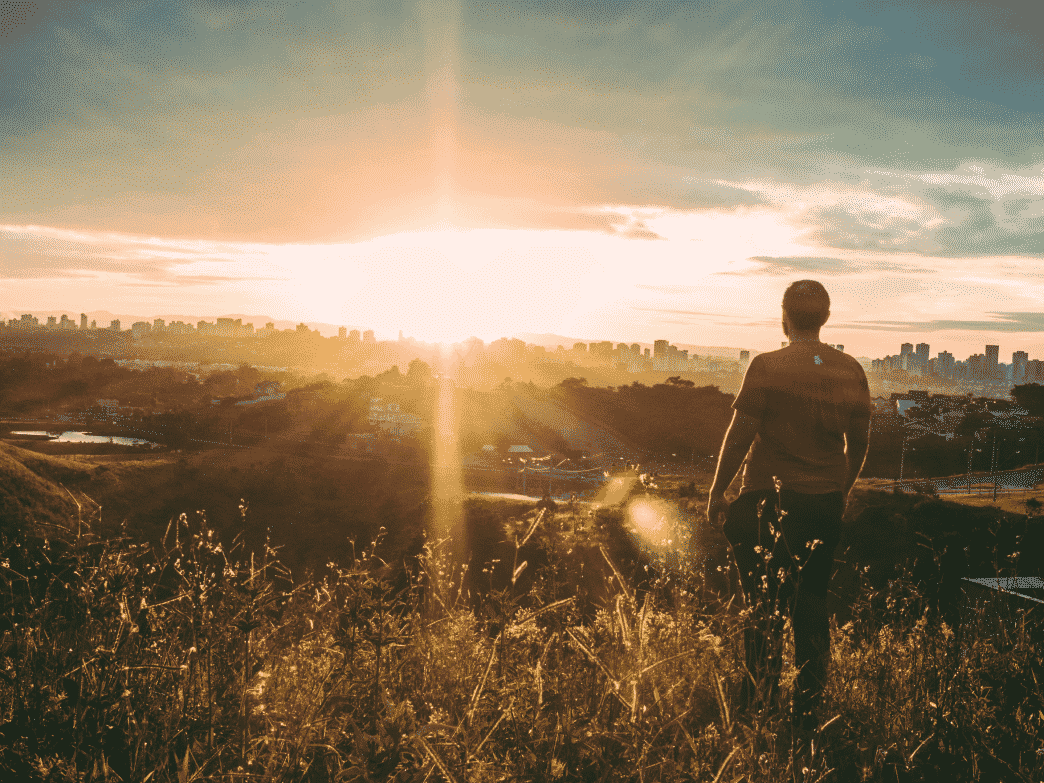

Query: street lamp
[[550, 457, 568, 498], [967, 430, 985, 494], [898, 424, 918, 486]]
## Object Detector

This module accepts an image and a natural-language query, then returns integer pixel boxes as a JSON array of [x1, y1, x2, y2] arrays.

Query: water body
[[9, 431, 161, 448]]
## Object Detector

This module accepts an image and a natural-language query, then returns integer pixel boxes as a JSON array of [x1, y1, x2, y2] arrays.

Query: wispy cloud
[[717, 256, 937, 276], [0, 224, 278, 283], [836, 312, 1044, 333]]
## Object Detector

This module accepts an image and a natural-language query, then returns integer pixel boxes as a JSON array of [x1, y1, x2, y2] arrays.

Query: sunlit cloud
[[3, 0, 1044, 357]]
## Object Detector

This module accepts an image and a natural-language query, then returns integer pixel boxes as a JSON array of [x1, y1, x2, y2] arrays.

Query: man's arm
[[707, 410, 761, 524], [843, 409, 872, 499]]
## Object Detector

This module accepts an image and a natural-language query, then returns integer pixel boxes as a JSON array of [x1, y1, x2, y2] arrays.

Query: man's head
[[782, 280, 830, 335]]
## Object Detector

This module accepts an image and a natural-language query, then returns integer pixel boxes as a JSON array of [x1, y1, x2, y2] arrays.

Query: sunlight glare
[[432, 342, 464, 543]]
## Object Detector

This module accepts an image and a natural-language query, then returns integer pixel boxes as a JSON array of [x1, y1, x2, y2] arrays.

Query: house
[[345, 433, 378, 453], [896, 399, 920, 418], [368, 398, 423, 438], [871, 396, 895, 414]]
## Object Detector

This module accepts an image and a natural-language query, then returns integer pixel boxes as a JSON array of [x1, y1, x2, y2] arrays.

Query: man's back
[[733, 342, 871, 494]]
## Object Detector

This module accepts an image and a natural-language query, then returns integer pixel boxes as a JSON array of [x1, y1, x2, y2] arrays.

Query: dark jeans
[[722, 488, 843, 730]]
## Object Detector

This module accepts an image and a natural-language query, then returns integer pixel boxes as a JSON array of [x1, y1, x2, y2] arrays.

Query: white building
[[368, 398, 423, 437]]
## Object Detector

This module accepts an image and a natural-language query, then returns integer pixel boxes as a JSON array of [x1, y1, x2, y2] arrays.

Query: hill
[[0, 443, 430, 579], [0, 442, 98, 532]]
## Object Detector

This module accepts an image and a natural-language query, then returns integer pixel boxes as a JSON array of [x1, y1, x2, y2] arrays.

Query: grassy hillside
[[0, 443, 98, 532], [0, 443, 430, 579]]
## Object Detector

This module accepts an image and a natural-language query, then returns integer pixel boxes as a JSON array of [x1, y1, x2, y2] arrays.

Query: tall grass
[[1, 499, 1042, 781]]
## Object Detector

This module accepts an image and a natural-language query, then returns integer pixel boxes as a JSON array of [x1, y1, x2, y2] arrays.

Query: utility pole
[[967, 435, 975, 495], [992, 430, 999, 501], [899, 435, 906, 486]]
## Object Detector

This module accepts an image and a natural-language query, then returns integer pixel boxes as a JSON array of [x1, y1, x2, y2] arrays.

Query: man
[[706, 280, 872, 742]]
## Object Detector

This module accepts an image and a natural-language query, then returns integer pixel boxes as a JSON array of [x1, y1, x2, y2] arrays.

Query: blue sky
[[2, 0, 1044, 356]]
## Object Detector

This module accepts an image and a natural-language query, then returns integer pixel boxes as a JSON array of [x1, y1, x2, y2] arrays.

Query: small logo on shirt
[[814, 355, 823, 365]]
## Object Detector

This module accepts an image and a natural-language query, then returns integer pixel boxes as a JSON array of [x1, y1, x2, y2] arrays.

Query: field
[[1, 445, 1043, 781]]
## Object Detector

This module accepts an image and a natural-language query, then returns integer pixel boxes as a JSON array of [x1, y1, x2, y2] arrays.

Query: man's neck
[[787, 333, 821, 344]]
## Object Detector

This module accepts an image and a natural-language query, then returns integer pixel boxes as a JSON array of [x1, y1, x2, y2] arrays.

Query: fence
[[874, 480, 1043, 498]]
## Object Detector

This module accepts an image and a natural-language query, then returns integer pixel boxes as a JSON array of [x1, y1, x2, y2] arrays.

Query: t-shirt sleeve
[[733, 355, 767, 417]]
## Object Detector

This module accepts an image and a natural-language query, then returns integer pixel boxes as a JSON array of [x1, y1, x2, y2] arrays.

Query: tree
[[558, 377, 588, 391], [406, 359, 432, 386], [1011, 383, 1044, 418], [377, 365, 403, 384]]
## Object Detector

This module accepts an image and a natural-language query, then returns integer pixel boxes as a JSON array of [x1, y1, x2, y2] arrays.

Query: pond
[[8, 431, 162, 448]]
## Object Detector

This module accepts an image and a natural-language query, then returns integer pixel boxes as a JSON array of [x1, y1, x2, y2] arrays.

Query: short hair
[[782, 280, 830, 331]]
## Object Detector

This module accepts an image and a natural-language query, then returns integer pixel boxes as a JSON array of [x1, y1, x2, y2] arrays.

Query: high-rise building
[[110, 319, 121, 332], [630, 343, 640, 355], [1013, 351, 1028, 383], [90, 320, 96, 330], [967, 353, 985, 381], [643, 348, 650, 358], [348, 329, 360, 342], [80, 313, 88, 330], [154, 318, 165, 332], [915, 342, 929, 365], [339, 326, 347, 338], [46, 316, 57, 328], [937, 350, 955, 378], [363, 330, 375, 343], [985, 345, 999, 371], [1028, 359, 1044, 384], [653, 339, 669, 358], [573, 342, 587, 352], [900, 343, 913, 357], [739, 350, 750, 364]]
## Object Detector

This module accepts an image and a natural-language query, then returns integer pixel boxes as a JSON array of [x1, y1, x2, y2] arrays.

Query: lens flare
[[432, 344, 463, 543], [625, 497, 685, 572]]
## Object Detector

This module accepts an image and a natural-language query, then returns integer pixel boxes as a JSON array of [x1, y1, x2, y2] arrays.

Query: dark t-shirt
[[732, 342, 872, 494]]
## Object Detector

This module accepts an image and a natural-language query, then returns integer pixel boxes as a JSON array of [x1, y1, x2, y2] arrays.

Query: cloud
[[0, 224, 273, 282], [632, 306, 761, 321], [734, 160, 1044, 260], [835, 312, 1044, 333], [3, 0, 1044, 262], [717, 255, 937, 276]]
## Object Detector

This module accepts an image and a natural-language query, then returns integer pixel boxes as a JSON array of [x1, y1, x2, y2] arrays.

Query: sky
[[2, 0, 1044, 358]]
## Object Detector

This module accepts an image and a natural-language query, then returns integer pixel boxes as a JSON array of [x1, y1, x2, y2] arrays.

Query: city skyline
[[2, 2, 1044, 354], [11, 305, 1044, 374]]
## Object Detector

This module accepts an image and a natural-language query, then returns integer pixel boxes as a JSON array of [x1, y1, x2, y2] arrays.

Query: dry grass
[[2, 496, 1042, 782]]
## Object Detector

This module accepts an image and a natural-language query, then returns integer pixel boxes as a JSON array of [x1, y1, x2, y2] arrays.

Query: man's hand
[[707, 491, 730, 527]]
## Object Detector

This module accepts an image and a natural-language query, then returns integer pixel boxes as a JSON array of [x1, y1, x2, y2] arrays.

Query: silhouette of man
[[706, 280, 872, 739]]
